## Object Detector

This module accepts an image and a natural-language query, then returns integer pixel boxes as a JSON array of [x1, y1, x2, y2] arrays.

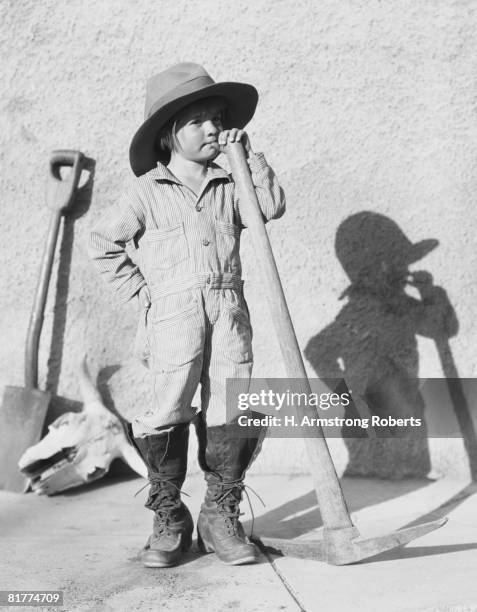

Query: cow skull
[[18, 357, 147, 495]]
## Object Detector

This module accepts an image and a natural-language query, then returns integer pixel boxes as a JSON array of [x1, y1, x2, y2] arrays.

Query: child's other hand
[[218, 129, 252, 157], [137, 285, 151, 310]]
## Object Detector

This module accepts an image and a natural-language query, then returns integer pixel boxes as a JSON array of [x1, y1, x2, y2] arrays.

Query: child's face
[[172, 98, 225, 163]]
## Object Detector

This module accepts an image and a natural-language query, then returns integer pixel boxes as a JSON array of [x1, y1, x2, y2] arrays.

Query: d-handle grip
[[47, 149, 85, 212]]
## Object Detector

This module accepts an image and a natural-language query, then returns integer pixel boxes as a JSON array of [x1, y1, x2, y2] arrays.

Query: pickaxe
[[225, 141, 446, 565]]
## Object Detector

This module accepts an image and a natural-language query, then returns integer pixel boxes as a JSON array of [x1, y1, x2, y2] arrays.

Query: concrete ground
[[2, 469, 477, 612]]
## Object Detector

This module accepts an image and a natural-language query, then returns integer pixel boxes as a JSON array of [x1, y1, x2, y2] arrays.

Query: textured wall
[[1, 0, 476, 478]]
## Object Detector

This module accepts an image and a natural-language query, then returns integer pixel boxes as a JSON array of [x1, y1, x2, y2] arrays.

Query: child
[[89, 63, 286, 567]]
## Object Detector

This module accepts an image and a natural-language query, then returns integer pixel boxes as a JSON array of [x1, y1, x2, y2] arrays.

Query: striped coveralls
[[89, 152, 286, 437]]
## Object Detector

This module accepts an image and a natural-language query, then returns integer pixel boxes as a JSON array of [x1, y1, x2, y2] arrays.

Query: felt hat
[[129, 62, 258, 176]]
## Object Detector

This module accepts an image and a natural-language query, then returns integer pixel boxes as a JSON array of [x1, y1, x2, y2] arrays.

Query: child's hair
[[156, 116, 179, 157], [155, 96, 227, 158]]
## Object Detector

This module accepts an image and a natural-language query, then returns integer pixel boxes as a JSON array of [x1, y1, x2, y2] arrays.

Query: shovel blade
[[258, 517, 447, 565], [0, 385, 51, 492]]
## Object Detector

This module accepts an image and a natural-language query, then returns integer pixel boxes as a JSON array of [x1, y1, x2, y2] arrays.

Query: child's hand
[[218, 129, 252, 157], [137, 285, 151, 310]]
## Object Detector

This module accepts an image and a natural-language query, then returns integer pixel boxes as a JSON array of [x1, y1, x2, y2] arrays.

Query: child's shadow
[[305, 211, 464, 479]]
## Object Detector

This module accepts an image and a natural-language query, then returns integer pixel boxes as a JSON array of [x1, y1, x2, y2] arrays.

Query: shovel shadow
[[45, 156, 96, 400]]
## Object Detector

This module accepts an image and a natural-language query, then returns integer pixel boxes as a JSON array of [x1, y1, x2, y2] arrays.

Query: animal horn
[[77, 355, 106, 413], [118, 439, 148, 479]]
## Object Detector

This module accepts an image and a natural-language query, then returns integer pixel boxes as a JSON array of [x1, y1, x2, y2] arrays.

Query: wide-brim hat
[[129, 62, 258, 176]]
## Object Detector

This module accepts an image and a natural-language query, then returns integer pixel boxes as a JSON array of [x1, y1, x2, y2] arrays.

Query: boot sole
[[197, 530, 259, 565], [141, 531, 193, 568]]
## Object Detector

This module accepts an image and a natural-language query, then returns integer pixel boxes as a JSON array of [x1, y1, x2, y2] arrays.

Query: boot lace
[[211, 479, 265, 538], [135, 475, 190, 536]]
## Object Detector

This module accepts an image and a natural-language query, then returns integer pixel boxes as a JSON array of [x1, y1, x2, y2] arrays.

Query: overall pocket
[[144, 224, 189, 270], [150, 301, 204, 373], [219, 293, 253, 364], [133, 304, 152, 367]]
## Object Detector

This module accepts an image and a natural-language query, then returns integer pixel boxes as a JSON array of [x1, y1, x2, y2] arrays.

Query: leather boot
[[195, 414, 265, 565], [128, 422, 193, 568]]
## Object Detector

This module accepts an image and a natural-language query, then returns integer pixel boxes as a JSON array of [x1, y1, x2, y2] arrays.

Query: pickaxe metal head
[[256, 518, 447, 565]]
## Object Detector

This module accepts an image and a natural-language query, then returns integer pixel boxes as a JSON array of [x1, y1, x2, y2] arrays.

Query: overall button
[[206, 276, 211, 284], [195, 204, 202, 212], [202, 239, 210, 246]]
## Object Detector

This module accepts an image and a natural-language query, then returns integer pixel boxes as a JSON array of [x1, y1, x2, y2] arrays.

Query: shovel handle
[[25, 150, 85, 388], [225, 142, 354, 530], [47, 149, 85, 212]]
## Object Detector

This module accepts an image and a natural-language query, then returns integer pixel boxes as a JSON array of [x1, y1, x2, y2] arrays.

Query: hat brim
[[407, 239, 439, 263], [129, 82, 258, 176]]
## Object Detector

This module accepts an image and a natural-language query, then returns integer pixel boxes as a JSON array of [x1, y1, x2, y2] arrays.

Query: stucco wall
[[1, 0, 476, 478]]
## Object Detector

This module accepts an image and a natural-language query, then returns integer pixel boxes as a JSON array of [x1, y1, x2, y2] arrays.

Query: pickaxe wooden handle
[[225, 141, 446, 564]]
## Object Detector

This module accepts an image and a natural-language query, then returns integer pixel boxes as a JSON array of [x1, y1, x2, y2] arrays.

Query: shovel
[[0, 150, 85, 492], [225, 141, 446, 564]]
